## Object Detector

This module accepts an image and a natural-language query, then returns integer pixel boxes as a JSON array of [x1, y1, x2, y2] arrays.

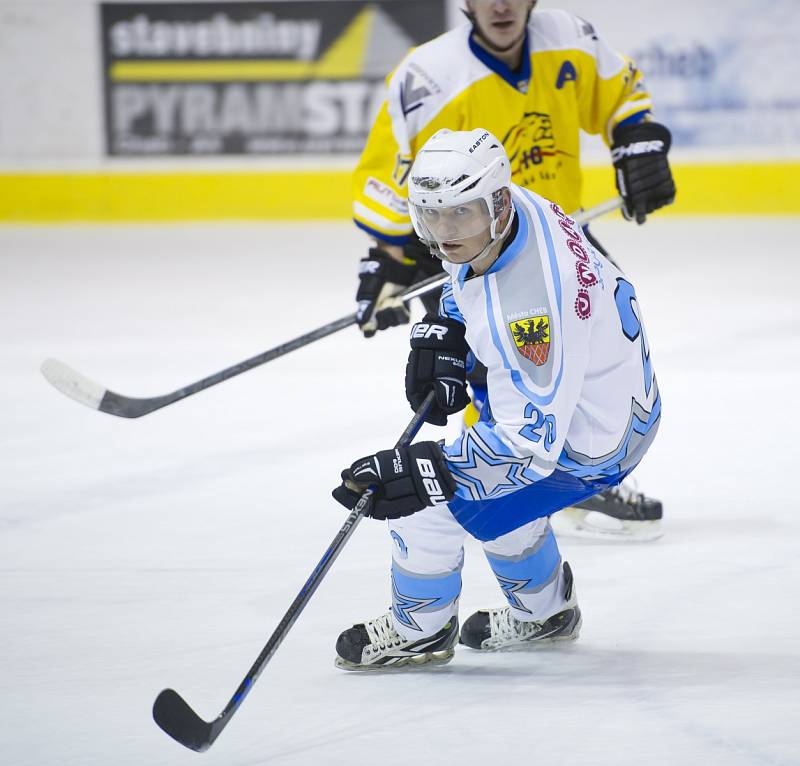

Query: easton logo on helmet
[[469, 132, 490, 153]]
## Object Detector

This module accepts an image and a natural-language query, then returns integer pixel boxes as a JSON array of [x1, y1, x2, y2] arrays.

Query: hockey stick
[[152, 390, 436, 752], [41, 197, 622, 419], [40, 272, 446, 419]]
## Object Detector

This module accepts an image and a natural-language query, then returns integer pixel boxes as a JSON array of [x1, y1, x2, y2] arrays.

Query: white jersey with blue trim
[[440, 184, 660, 503]]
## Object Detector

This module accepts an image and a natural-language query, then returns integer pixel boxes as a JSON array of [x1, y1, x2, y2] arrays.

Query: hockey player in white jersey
[[332, 129, 660, 669], [352, 0, 674, 540]]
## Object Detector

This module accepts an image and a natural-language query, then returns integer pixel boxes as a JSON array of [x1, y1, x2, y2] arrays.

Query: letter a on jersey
[[509, 315, 550, 366], [556, 60, 577, 89]]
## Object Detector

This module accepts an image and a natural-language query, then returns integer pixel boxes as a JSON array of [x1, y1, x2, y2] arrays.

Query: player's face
[[417, 198, 493, 263], [467, 0, 533, 53], [439, 229, 493, 264]]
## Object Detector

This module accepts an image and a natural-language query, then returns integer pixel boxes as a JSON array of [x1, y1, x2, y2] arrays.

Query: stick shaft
[[153, 392, 436, 750], [219, 389, 435, 715], [44, 197, 622, 418]]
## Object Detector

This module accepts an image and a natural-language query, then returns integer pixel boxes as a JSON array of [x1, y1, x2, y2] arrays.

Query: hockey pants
[[388, 506, 570, 640]]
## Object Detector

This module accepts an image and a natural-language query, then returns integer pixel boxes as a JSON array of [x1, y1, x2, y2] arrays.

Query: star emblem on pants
[[446, 429, 537, 501], [496, 575, 533, 614], [391, 575, 439, 632]]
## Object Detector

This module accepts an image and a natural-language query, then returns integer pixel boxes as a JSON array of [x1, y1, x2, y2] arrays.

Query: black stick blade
[[98, 389, 175, 418], [153, 689, 217, 752]]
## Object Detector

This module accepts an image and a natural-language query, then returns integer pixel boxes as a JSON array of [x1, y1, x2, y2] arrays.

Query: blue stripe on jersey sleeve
[[353, 218, 411, 246], [615, 110, 652, 130], [439, 282, 464, 323]]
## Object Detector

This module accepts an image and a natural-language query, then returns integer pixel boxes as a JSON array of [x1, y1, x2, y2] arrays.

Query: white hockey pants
[[388, 503, 570, 640]]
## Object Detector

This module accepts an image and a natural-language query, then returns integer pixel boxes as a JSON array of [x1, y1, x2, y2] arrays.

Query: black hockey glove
[[405, 314, 471, 427], [332, 441, 457, 520], [611, 121, 676, 225], [356, 247, 417, 338]]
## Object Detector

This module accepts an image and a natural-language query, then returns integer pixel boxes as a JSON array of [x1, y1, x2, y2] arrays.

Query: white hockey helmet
[[408, 128, 514, 263]]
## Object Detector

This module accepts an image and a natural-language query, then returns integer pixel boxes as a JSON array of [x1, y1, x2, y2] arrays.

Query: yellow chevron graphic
[[314, 4, 372, 78]]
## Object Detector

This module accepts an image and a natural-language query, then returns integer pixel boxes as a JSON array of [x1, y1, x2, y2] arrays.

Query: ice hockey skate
[[460, 563, 581, 651], [335, 611, 459, 671], [551, 479, 663, 542]]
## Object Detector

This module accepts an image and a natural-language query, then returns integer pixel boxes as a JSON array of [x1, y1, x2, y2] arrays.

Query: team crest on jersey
[[509, 315, 550, 366], [502, 111, 573, 189]]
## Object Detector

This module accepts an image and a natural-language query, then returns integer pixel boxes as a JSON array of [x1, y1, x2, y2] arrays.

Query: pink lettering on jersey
[[550, 202, 574, 226], [568, 240, 589, 263], [559, 218, 581, 244], [576, 260, 598, 287], [575, 289, 591, 320], [551, 203, 597, 320]]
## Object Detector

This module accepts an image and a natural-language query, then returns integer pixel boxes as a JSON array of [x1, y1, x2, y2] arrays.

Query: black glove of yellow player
[[611, 121, 676, 225], [332, 441, 457, 520], [406, 314, 470, 426], [355, 248, 417, 338]]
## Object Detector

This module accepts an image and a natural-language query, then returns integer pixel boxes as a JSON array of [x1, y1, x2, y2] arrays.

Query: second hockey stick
[[152, 390, 436, 752], [40, 272, 446, 418], [42, 197, 622, 419]]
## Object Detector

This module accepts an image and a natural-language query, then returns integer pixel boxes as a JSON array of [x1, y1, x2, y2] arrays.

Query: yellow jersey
[[353, 9, 652, 244]]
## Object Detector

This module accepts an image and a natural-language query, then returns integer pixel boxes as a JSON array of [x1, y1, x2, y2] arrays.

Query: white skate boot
[[335, 611, 459, 671], [551, 479, 663, 542], [460, 562, 581, 651]]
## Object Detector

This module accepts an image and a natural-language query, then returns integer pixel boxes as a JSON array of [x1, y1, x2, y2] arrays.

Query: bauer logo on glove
[[406, 314, 471, 426], [410, 322, 450, 341], [332, 442, 456, 521]]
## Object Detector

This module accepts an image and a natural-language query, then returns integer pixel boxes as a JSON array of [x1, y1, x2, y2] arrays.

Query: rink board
[[1, 162, 799, 222]]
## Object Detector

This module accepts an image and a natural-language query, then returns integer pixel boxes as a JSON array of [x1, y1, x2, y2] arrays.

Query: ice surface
[[1, 217, 799, 766]]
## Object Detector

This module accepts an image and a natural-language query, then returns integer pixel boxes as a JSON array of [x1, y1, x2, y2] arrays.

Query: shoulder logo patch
[[509, 315, 550, 366], [400, 71, 431, 116]]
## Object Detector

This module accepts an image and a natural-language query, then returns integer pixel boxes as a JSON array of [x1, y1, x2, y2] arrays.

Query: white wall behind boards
[[547, 0, 800, 158], [0, 1, 101, 162]]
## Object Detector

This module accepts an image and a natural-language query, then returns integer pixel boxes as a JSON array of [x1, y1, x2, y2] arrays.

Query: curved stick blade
[[153, 688, 216, 753], [41, 358, 172, 418], [41, 358, 106, 411]]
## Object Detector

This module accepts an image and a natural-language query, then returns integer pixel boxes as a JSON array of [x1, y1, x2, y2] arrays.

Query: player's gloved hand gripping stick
[[41, 197, 622, 419], [152, 390, 436, 752]]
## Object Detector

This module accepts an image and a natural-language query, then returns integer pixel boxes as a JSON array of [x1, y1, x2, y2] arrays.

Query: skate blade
[[475, 616, 582, 652], [334, 648, 455, 672], [551, 509, 663, 542]]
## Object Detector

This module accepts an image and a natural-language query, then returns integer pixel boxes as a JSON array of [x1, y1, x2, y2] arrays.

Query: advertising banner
[[597, 0, 800, 152], [100, 1, 445, 156]]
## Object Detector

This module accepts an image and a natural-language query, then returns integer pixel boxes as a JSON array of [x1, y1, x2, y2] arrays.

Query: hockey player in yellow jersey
[[350, 0, 675, 540]]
